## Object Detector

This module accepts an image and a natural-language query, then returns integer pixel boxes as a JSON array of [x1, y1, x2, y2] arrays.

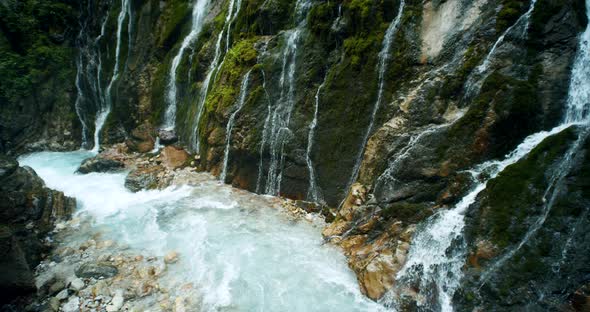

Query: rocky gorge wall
[[2, 0, 590, 310]]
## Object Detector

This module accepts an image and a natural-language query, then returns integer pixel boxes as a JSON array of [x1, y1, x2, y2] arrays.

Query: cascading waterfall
[[345, 0, 405, 196], [163, 0, 210, 130], [477, 0, 538, 73], [220, 69, 252, 182], [92, 0, 130, 153], [480, 0, 590, 283], [190, 0, 243, 152], [305, 75, 327, 203], [389, 124, 570, 311], [390, 3, 590, 309], [262, 0, 312, 195]]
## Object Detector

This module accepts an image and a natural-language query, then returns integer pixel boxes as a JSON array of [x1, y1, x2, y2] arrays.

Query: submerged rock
[[76, 157, 125, 174], [75, 262, 118, 279], [124, 166, 163, 192]]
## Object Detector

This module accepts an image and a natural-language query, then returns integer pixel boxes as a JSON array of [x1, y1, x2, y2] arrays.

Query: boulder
[[126, 124, 156, 153], [76, 157, 124, 174], [161, 146, 189, 170], [0, 225, 36, 303], [75, 262, 118, 279], [0, 154, 75, 304], [158, 129, 178, 145], [124, 166, 163, 192]]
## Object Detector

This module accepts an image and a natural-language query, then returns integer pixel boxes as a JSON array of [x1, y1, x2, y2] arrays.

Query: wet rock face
[[456, 129, 590, 311], [76, 157, 125, 174], [0, 154, 75, 304]]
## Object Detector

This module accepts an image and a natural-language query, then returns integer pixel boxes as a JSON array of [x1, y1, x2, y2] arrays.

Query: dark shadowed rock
[[75, 262, 118, 279], [76, 157, 125, 174], [158, 129, 178, 145], [0, 154, 75, 304]]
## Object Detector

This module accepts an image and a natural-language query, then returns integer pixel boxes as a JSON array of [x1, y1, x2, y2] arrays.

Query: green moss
[[158, 0, 192, 48], [482, 127, 577, 248], [0, 0, 76, 105], [496, 0, 529, 33]]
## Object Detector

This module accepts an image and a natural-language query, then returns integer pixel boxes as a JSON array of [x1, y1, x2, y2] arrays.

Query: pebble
[[62, 296, 80, 312], [69, 277, 85, 291], [164, 251, 179, 264], [55, 289, 69, 301], [106, 290, 125, 312], [48, 280, 65, 295]]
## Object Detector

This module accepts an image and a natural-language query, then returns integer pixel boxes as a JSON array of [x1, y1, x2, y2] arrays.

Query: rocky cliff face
[[0, 155, 75, 304], [2, 0, 590, 309]]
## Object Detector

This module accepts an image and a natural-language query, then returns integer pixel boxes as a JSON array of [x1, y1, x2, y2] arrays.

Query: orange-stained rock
[[161, 146, 189, 169]]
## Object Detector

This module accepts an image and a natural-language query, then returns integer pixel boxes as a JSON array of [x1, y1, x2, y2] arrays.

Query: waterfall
[[220, 69, 252, 182], [190, 0, 243, 152], [256, 69, 273, 193], [480, 0, 590, 283], [391, 2, 590, 309], [390, 124, 570, 311], [305, 75, 327, 203], [262, 0, 312, 195], [477, 0, 538, 73], [163, 0, 210, 130], [92, 0, 130, 153], [345, 0, 405, 195]]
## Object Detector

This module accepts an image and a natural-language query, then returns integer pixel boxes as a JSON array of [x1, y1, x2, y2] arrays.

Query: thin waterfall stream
[[92, 0, 130, 153], [190, 0, 243, 152], [163, 0, 210, 130], [345, 0, 405, 195], [220, 69, 252, 182], [305, 75, 327, 203]]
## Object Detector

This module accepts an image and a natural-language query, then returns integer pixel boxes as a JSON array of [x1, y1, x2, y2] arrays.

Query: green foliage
[[158, 0, 191, 47], [307, 2, 337, 35], [0, 0, 76, 105], [496, 0, 529, 32]]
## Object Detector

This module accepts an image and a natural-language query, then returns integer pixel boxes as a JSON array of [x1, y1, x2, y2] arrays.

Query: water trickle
[[305, 75, 327, 203], [93, 0, 131, 153], [190, 0, 243, 152], [374, 123, 449, 199], [345, 0, 405, 195], [256, 69, 273, 193], [263, 0, 312, 195], [163, 0, 210, 131], [477, 0, 538, 73], [220, 70, 252, 182]]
